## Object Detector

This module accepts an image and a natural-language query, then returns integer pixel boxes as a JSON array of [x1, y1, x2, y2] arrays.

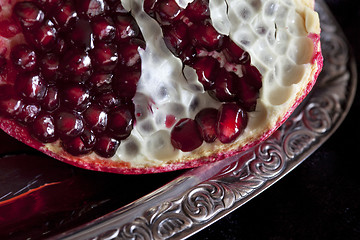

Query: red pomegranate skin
[[0, 0, 323, 174]]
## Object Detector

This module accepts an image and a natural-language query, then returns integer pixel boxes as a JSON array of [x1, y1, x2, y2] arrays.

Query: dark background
[[0, 0, 359, 239], [191, 0, 360, 239]]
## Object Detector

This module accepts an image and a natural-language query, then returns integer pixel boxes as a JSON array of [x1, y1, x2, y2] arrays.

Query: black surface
[[190, 0, 360, 239]]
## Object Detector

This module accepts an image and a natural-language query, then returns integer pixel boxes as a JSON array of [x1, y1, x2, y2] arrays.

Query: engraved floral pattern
[[59, 2, 357, 240]]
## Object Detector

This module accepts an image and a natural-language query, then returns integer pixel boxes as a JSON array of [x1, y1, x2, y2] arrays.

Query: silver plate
[[53, 1, 357, 239]]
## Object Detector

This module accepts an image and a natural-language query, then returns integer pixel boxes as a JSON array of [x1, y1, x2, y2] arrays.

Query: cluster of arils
[[0, 0, 145, 158], [144, 0, 262, 151]]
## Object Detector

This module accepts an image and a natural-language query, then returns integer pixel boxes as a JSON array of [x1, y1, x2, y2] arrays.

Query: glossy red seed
[[235, 77, 259, 112], [97, 91, 120, 110], [162, 21, 189, 56], [52, 0, 78, 29], [81, 128, 96, 148], [108, 1, 128, 14], [0, 20, 21, 38], [31, 113, 58, 142], [195, 108, 218, 143], [0, 98, 23, 118], [117, 39, 145, 68], [62, 50, 92, 83], [107, 105, 134, 140], [30, 19, 57, 51], [91, 16, 115, 42], [61, 84, 90, 111], [61, 136, 93, 156], [192, 56, 220, 90], [242, 64, 263, 89], [185, 0, 210, 21], [14, 2, 45, 29], [76, 0, 108, 19], [37, 0, 59, 10], [155, 0, 184, 24], [91, 42, 118, 71], [217, 103, 248, 143], [42, 86, 59, 111], [223, 37, 249, 64], [16, 73, 47, 102], [55, 111, 84, 138], [211, 69, 236, 102], [17, 103, 41, 124], [88, 72, 113, 93], [68, 18, 94, 50], [171, 118, 203, 152], [10, 44, 37, 72], [40, 53, 60, 81], [113, 69, 140, 101], [114, 14, 140, 43], [83, 104, 108, 133], [94, 135, 120, 158], [191, 20, 223, 50]]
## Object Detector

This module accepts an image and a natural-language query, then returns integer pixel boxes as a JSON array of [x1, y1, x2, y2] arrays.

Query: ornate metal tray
[[53, 1, 357, 239]]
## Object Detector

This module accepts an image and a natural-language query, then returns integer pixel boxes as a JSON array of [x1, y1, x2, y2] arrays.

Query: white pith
[[0, 0, 321, 171]]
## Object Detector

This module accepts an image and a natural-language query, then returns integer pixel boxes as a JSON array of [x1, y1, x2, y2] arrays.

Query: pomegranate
[[0, 0, 322, 174]]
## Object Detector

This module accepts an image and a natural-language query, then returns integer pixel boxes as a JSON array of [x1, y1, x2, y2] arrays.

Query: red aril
[[0, 0, 322, 174], [217, 103, 248, 144]]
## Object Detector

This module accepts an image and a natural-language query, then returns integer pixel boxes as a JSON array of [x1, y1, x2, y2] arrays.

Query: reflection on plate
[[55, 1, 357, 239]]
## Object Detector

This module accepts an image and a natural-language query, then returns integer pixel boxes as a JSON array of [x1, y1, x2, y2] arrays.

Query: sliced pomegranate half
[[0, 0, 322, 174]]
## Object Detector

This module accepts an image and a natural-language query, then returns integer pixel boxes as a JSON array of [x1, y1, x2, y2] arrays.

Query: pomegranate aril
[[30, 19, 57, 51], [81, 128, 96, 148], [62, 50, 92, 83], [90, 42, 118, 71], [179, 45, 197, 65], [68, 19, 95, 51], [113, 68, 141, 101], [217, 103, 248, 144], [192, 56, 219, 90], [10, 44, 37, 72], [0, 98, 23, 118], [171, 118, 203, 152], [13, 1, 45, 29], [16, 73, 47, 102], [195, 108, 218, 143], [117, 39, 145, 68], [52, 0, 78, 29], [110, 2, 129, 14], [91, 16, 115, 42], [97, 91, 120, 110], [40, 53, 60, 81], [88, 72, 113, 93], [154, 0, 184, 24], [61, 136, 93, 156], [42, 86, 59, 111], [36, 0, 59, 10], [94, 135, 119, 158], [211, 69, 236, 102], [107, 105, 134, 140], [61, 84, 90, 111], [83, 104, 108, 133], [223, 37, 250, 64], [55, 111, 84, 138], [31, 113, 58, 143], [191, 21, 224, 50], [114, 14, 141, 43], [17, 103, 41, 124], [235, 78, 259, 112], [185, 0, 210, 21], [76, 0, 108, 19], [162, 21, 189, 56], [0, 55, 6, 73], [0, 20, 21, 38], [242, 64, 263, 89]]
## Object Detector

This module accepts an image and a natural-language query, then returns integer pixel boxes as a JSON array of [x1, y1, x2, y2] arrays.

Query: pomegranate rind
[[0, 0, 323, 174]]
